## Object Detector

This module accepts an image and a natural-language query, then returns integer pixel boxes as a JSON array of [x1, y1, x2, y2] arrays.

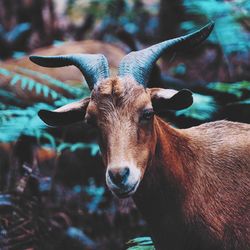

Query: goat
[[29, 22, 250, 250]]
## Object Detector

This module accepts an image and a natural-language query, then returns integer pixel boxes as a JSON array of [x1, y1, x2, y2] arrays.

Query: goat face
[[37, 75, 193, 198], [30, 22, 214, 198], [86, 77, 155, 197]]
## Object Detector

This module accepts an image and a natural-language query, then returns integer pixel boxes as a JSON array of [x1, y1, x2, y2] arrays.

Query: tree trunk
[[158, 0, 184, 41]]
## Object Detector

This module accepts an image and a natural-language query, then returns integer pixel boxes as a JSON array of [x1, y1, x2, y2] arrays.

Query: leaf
[[0, 66, 97, 161], [56, 142, 99, 155], [27, 79, 36, 91], [207, 81, 250, 99], [50, 90, 59, 100], [176, 93, 217, 121], [57, 142, 70, 152], [17, 67, 87, 98], [0, 67, 11, 76], [0, 67, 70, 101], [20, 76, 29, 89], [0, 89, 22, 105], [35, 82, 42, 95], [42, 85, 50, 98], [10, 74, 20, 85], [41, 132, 56, 149], [126, 237, 155, 250], [182, 0, 250, 54]]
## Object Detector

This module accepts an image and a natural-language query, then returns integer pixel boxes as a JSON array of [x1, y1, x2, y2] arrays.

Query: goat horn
[[29, 54, 110, 90], [118, 22, 214, 86]]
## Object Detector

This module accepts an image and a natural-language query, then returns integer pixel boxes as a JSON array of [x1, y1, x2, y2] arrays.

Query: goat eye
[[141, 109, 154, 121]]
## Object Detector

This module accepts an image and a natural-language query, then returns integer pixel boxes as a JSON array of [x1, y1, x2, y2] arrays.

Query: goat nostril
[[108, 167, 130, 186], [122, 167, 130, 179], [108, 170, 115, 182]]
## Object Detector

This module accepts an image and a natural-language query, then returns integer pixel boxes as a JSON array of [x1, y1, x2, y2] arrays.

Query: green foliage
[[0, 67, 63, 101], [176, 93, 217, 121], [126, 237, 155, 250], [0, 66, 88, 101], [205, 81, 250, 122], [207, 81, 250, 99], [57, 142, 99, 156], [0, 67, 98, 155], [182, 0, 250, 54], [0, 89, 22, 105], [176, 81, 250, 122], [0, 105, 46, 142], [16, 67, 87, 97]]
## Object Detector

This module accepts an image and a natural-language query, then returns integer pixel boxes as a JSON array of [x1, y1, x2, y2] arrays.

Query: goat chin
[[106, 177, 140, 199]]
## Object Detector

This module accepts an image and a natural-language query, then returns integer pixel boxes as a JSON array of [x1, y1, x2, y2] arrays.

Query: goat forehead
[[91, 76, 149, 108]]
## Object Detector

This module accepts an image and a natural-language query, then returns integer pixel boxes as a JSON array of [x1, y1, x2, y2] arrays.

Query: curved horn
[[29, 54, 110, 90], [118, 22, 214, 86]]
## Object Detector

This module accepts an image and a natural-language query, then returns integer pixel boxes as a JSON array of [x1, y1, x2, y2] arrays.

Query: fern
[[176, 93, 217, 121], [9, 73, 65, 101], [207, 81, 250, 99], [0, 106, 99, 154], [0, 80, 99, 156], [0, 89, 22, 105], [0, 67, 68, 101], [57, 142, 99, 156], [126, 237, 155, 250], [0, 104, 49, 142], [181, 0, 250, 54], [0, 64, 99, 154], [16, 66, 88, 98]]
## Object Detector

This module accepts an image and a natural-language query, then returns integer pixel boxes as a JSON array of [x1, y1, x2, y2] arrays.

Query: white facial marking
[[106, 161, 141, 198]]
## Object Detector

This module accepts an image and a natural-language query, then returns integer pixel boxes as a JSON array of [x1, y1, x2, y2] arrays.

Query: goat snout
[[108, 167, 130, 186], [106, 165, 141, 198]]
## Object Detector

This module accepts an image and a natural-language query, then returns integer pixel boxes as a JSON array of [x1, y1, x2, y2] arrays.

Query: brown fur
[[85, 77, 250, 250], [87, 77, 153, 170], [134, 118, 250, 250], [38, 75, 250, 250]]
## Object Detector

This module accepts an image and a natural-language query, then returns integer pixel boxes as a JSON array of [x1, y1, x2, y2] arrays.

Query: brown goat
[[30, 22, 250, 250]]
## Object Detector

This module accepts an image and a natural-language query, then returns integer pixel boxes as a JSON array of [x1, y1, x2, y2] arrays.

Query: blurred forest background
[[0, 0, 249, 249]]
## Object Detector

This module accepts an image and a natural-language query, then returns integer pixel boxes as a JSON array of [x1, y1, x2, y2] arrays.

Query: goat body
[[29, 22, 250, 250], [134, 118, 250, 250]]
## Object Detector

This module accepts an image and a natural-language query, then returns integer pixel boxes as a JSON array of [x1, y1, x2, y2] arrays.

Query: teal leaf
[[20, 77, 29, 89], [10, 74, 20, 85], [126, 237, 155, 250], [0, 67, 11, 76], [176, 93, 217, 121]]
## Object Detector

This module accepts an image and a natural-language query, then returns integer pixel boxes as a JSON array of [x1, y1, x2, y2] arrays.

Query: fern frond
[[9, 72, 64, 100], [0, 101, 99, 154], [207, 81, 250, 99], [126, 237, 155, 250], [176, 93, 217, 121], [182, 0, 250, 54], [0, 89, 22, 105], [57, 142, 99, 156], [0, 65, 91, 107], [17, 66, 88, 98]]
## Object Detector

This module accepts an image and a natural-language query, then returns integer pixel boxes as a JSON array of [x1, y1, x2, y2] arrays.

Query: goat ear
[[150, 88, 193, 112], [38, 97, 90, 126]]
